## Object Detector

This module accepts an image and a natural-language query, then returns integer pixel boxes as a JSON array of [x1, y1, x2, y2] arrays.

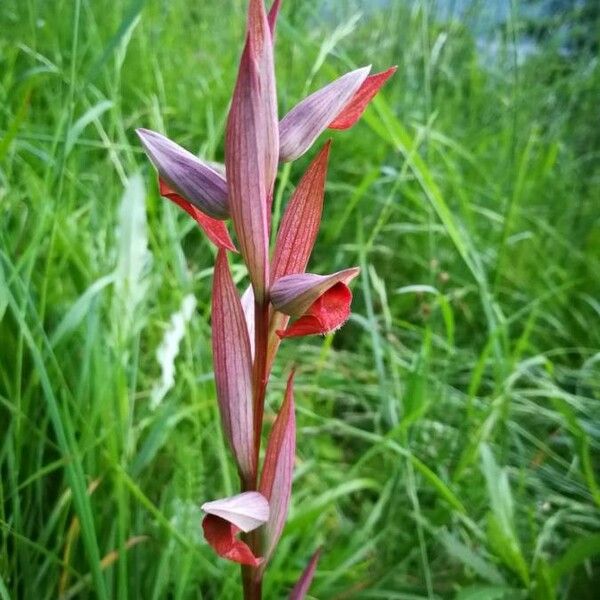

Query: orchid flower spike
[[135, 0, 396, 596]]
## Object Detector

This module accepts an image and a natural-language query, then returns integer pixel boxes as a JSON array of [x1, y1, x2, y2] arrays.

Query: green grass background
[[1, 0, 599, 598]]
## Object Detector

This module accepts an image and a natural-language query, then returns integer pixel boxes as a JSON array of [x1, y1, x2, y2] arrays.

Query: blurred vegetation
[[1, 0, 599, 598]]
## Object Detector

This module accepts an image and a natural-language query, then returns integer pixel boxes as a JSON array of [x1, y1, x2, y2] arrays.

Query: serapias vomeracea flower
[[136, 128, 235, 251], [202, 492, 269, 566], [136, 0, 395, 597], [279, 65, 396, 162], [271, 268, 360, 338]]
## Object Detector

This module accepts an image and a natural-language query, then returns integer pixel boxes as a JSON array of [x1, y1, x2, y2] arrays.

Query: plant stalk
[[241, 527, 263, 600], [239, 299, 270, 600], [242, 563, 262, 600], [252, 299, 270, 475]]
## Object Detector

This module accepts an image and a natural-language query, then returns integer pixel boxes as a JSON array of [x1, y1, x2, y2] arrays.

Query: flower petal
[[289, 548, 322, 600], [270, 268, 359, 317], [259, 371, 296, 562], [278, 67, 370, 162], [278, 282, 353, 338], [202, 514, 262, 567], [159, 179, 236, 251], [272, 141, 331, 282], [328, 66, 397, 130], [226, 0, 278, 302], [212, 250, 256, 483], [136, 128, 228, 219], [201, 491, 269, 533]]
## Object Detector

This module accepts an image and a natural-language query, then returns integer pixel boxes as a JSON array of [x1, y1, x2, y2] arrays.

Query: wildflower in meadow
[[137, 1, 395, 596]]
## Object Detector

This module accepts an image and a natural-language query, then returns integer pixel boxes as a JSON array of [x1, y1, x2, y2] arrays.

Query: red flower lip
[[158, 179, 236, 251], [329, 66, 398, 130], [201, 491, 269, 567], [202, 515, 262, 567], [271, 268, 360, 338], [277, 282, 354, 338], [278, 67, 370, 162]]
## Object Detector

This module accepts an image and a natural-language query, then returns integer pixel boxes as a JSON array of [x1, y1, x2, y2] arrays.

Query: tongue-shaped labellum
[[201, 491, 269, 567], [271, 269, 360, 338]]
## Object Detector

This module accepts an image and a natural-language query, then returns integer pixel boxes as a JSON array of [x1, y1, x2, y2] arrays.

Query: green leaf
[[487, 513, 530, 586], [65, 100, 114, 157], [480, 445, 529, 585], [411, 454, 466, 514], [0, 261, 8, 321], [440, 530, 505, 585], [481, 445, 514, 532], [114, 172, 151, 335], [0, 573, 11, 600], [286, 479, 380, 530], [0, 87, 31, 162], [550, 534, 600, 584], [1, 264, 109, 599], [551, 397, 600, 507], [533, 559, 556, 600], [401, 327, 431, 432], [455, 585, 515, 600], [50, 275, 114, 346], [85, 0, 146, 80]]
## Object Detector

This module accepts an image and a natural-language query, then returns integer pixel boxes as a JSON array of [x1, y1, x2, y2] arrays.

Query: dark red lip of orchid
[[201, 491, 269, 566], [277, 282, 353, 339], [159, 179, 237, 252], [270, 268, 360, 341], [329, 66, 398, 130], [202, 515, 263, 567], [135, 0, 395, 596]]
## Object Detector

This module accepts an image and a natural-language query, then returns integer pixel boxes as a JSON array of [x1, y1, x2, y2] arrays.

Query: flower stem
[[241, 528, 264, 599], [239, 299, 270, 600], [242, 563, 262, 600], [252, 299, 269, 475]]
